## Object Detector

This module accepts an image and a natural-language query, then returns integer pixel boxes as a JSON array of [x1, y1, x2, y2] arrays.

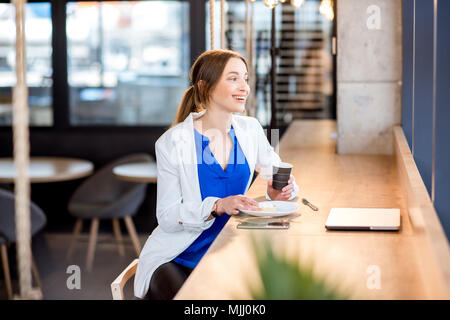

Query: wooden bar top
[[174, 120, 450, 300]]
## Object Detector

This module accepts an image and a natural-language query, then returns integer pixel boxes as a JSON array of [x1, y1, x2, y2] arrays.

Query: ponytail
[[171, 86, 197, 128], [171, 83, 206, 128]]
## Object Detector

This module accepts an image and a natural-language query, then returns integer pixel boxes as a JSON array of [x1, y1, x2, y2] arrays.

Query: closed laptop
[[325, 208, 401, 231]]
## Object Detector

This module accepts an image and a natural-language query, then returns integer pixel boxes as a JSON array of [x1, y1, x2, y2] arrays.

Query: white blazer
[[134, 110, 299, 298]]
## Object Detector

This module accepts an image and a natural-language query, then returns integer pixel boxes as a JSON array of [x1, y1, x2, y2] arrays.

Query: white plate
[[240, 201, 299, 218]]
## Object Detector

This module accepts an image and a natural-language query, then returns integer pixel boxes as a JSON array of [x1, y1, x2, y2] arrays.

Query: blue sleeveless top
[[173, 125, 250, 269]]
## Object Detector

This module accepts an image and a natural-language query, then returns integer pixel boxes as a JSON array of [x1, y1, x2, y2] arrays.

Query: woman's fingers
[[244, 197, 259, 206], [280, 182, 294, 199], [221, 195, 259, 215], [240, 199, 258, 211], [228, 202, 241, 215], [232, 197, 259, 211], [224, 196, 261, 215], [282, 192, 292, 199]]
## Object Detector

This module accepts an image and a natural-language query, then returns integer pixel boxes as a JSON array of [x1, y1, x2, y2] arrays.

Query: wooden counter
[[174, 120, 450, 300]]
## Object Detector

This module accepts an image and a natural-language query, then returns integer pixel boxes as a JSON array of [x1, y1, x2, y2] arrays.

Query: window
[[206, 1, 335, 126], [206, 0, 280, 126], [66, 1, 190, 126], [0, 2, 52, 126]]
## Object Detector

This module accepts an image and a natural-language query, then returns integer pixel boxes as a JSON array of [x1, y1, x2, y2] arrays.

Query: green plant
[[250, 235, 347, 300]]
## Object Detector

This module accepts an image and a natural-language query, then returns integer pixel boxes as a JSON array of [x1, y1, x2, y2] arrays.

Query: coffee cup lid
[[274, 162, 293, 169]]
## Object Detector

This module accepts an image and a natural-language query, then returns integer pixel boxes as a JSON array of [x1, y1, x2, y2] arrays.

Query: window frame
[[0, 0, 205, 132]]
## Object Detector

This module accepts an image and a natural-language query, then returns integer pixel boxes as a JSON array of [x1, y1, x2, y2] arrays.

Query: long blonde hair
[[170, 49, 248, 128]]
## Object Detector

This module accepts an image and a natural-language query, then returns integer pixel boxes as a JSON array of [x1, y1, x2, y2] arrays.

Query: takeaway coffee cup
[[272, 162, 293, 190]]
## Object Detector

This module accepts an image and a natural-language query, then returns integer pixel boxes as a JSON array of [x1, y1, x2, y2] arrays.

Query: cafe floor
[[0, 231, 148, 300]]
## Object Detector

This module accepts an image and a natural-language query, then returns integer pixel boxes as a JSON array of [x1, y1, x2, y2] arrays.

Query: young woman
[[134, 49, 299, 299]]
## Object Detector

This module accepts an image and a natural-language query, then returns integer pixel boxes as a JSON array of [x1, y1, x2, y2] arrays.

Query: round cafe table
[[0, 157, 94, 184], [112, 162, 157, 183]]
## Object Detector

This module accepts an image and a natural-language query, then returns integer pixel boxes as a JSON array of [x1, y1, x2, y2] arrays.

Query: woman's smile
[[232, 95, 247, 103]]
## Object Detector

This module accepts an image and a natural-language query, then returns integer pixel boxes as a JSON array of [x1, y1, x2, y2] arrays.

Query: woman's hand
[[267, 175, 297, 201], [216, 195, 259, 216]]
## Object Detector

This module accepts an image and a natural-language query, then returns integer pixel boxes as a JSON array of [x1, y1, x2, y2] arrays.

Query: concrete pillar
[[337, 0, 402, 154]]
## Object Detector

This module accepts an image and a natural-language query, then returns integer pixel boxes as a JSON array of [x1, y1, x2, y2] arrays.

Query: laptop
[[325, 208, 401, 231]]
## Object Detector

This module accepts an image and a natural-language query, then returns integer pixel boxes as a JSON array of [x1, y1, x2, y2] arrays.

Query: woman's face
[[208, 57, 250, 113]]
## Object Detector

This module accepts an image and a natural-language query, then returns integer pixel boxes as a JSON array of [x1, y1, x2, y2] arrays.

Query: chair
[[66, 153, 151, 271], [0, 188, 47, 300], [111, 259, 138, 300]]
